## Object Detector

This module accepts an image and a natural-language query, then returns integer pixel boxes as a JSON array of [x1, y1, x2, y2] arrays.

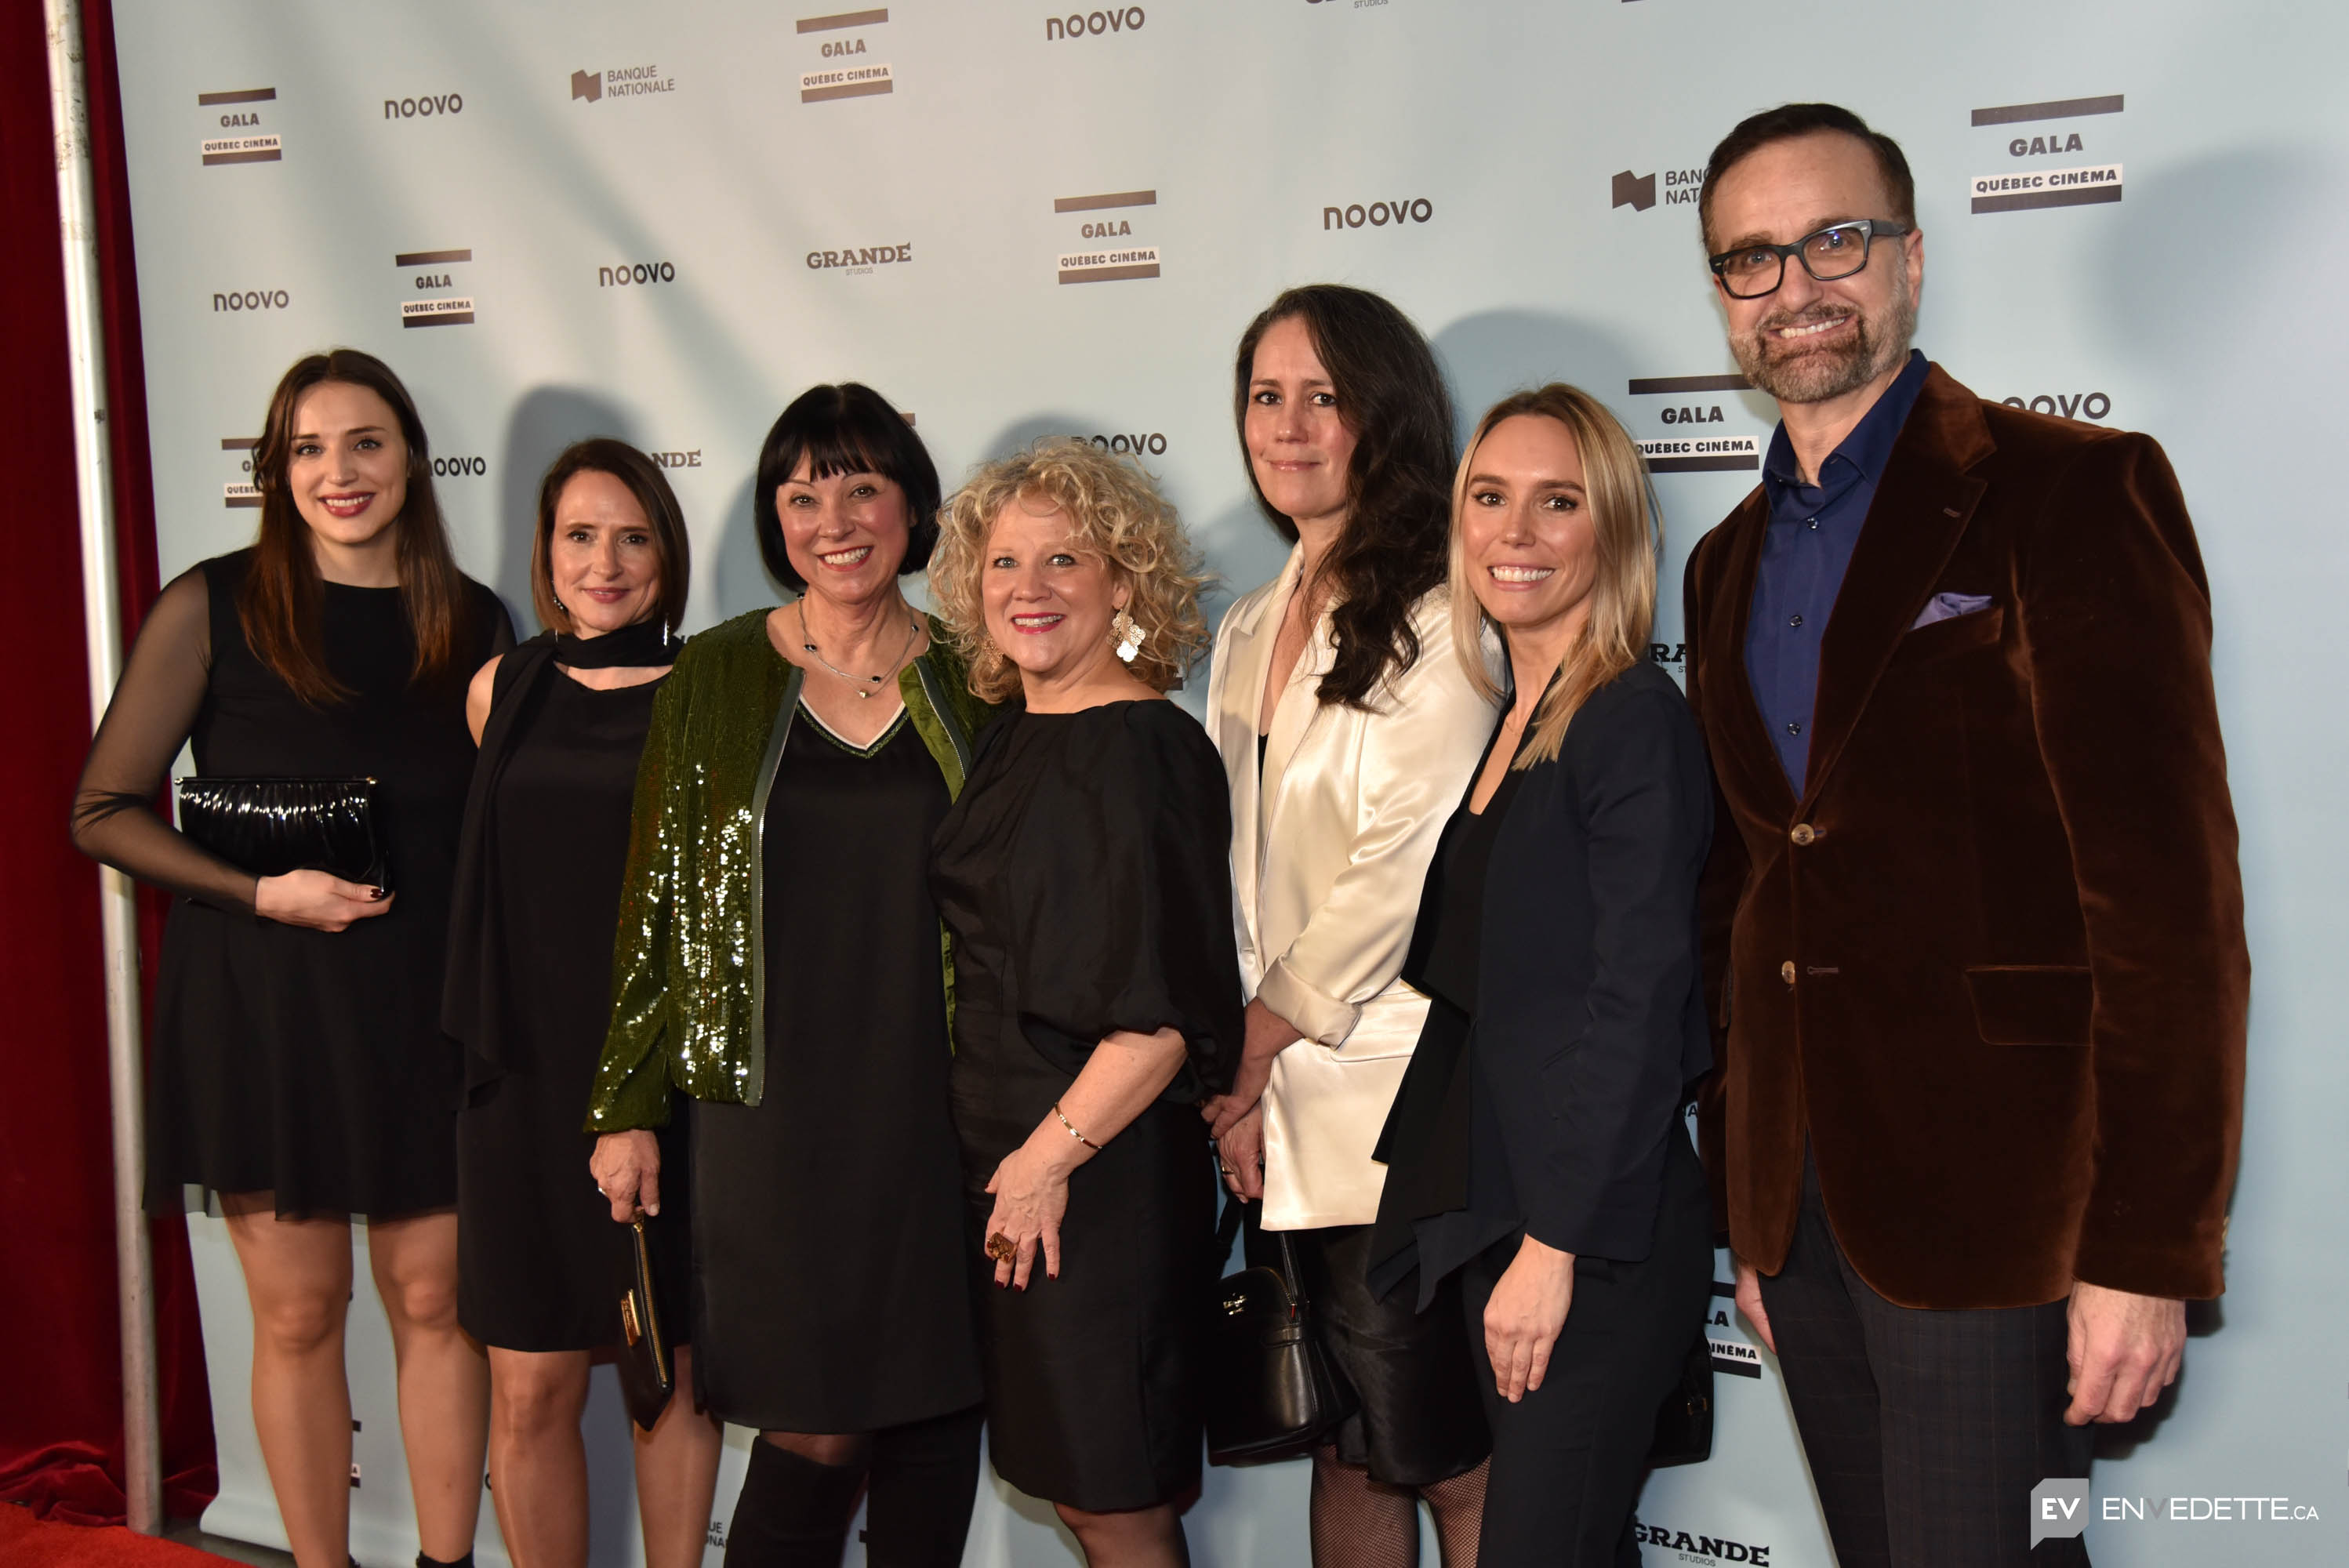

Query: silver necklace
[[799, 600, 919, 699]]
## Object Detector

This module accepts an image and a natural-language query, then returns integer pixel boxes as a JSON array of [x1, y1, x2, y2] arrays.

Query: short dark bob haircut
[[531, 437, 692, 634], [753, 383, 939, 590], [1698, 103, 1915, 252]]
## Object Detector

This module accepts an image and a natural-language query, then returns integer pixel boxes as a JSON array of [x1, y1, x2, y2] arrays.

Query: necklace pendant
[[855, 688, 870, 699]]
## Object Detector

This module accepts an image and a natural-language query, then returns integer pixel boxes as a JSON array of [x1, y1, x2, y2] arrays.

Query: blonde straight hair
[[1447, 385, 1661, 768]]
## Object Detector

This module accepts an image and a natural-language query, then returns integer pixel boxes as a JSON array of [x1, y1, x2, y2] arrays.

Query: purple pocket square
[[1912, 591, 1995, 630]]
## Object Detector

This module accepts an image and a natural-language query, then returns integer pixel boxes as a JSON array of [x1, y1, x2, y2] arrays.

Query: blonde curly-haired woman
[[928, 439, 1247, 1567]]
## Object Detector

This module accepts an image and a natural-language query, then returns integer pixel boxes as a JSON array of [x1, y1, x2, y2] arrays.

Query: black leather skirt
[[1251, 1218, 1492, 1487]]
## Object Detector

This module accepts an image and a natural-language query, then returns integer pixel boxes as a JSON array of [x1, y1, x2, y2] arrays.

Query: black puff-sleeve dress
[[930, 699, 1244, 1513]]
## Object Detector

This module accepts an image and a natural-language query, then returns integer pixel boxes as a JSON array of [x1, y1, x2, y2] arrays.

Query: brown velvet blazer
[[1685, 364, 2247, 1310]]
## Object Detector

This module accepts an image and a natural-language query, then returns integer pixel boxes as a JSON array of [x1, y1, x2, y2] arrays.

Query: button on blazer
[[1205, 549, 1500, 1229]]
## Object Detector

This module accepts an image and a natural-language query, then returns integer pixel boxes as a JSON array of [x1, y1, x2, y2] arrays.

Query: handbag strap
[[1217, 1192, 1314, 1317]]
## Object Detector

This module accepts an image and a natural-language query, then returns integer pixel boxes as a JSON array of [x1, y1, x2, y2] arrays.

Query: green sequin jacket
[[584, 607, 996, 1131]]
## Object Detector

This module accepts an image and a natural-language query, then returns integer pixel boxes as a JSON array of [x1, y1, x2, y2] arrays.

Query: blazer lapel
[[1800, 366, 1994, 805], [1222, 547, 1302, 978], [1701, 490, 1800, 820]]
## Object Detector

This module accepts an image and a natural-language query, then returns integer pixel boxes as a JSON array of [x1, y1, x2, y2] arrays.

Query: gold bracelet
[[1053, 1102, 1102, 1152]]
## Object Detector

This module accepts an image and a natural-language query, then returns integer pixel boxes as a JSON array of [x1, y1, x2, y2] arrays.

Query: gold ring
[[986, 1232, 1018, 1263]]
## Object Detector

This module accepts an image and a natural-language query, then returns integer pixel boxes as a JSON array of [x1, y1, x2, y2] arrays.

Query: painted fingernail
[[369, 887, 387, 900]]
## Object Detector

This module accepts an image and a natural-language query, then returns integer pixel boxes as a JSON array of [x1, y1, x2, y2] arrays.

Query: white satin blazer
[[1206, 547, 1500, 1229]]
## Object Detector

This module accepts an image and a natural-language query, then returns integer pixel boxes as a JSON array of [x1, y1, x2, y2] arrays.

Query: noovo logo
[[599, 262, 677, 286], [1084, 432, 1167, 456], [1323, 198, 1432, 230], [1045, 8, 1145, 39], [383, 93, 463, 119], [431, 456, 487, 477], [2002, 391, 2111, 420], [214, 289, 290, 311]]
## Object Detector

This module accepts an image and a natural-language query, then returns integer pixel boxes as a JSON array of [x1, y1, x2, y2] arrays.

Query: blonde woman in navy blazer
[[1369, 385, 1715, 1566]]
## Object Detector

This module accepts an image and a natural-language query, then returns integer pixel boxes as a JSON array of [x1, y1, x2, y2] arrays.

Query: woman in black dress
[[1368, 387, 1715, 1566], [927, 440, 1244, 1568], [71, 350, 509, 1568], [441, 440, 720, 1568], [586, 385, 995, 1568]]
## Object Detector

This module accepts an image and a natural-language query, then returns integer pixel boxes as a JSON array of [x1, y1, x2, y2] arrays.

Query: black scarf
[[554, 617, 681, 669]]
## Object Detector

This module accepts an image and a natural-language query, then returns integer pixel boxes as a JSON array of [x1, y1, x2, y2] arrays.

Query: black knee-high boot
[[722, 1439, 868, 1568], [862, 1405, 985, 1568]]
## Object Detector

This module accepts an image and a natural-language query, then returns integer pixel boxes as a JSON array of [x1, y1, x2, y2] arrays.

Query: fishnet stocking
[[1308, 1445, 1487, 1568]]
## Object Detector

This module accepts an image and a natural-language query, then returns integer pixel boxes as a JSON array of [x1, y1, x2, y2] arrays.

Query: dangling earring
[[1112, 608, 1144, 663]]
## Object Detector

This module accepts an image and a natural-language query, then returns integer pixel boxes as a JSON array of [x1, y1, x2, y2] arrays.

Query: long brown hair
[[1232, 285, 1455, 710], [240, 349, 471, 705], [1448, 385, 1659, 768]]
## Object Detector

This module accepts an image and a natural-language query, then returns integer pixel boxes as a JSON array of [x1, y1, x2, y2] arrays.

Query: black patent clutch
[[1204, 1196, 1359, 1465], [1647, 1329, 1715, 1468], [616, 1216, 675, 1432], [175, 776, 389, 890]]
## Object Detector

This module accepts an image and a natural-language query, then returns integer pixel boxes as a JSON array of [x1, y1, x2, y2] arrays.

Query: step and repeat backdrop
[[108, 1, 2347, 1564]]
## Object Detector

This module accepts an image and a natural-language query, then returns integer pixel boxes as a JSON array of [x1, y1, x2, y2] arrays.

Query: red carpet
[[0, 1506, 236, 1566]]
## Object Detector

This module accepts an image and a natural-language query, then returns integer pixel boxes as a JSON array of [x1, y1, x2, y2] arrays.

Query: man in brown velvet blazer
[[1683, 103, 2247, 1566]]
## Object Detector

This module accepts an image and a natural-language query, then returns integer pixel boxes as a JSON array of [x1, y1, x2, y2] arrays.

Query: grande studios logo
[[1628, 374, 1759, 474], [1970, 93, 2122, 213], [1055, 190, 1159, 284], [800, 8, 894, 103], [1632, 1519, 1773, 1565], [396, 248, 474, 328], [198, 86, 279, 166]]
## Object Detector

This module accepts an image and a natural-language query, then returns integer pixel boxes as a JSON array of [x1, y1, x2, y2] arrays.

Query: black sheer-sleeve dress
[[441, 628, 692, 1350], [929, 699, 1245, 1513], [70, 549, 513, 1217]]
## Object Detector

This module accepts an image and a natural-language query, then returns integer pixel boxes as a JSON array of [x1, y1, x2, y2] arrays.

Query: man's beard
[[1731, 272, 1917, 406]]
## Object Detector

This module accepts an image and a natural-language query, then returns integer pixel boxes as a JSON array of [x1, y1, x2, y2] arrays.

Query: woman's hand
[[254, 869, 392, 931], [1485, 1233, 1577, 1403], [1202, 997, 1305, 1138], [590, 1130, 662, 1222], [982, 1131, 1080, 1290], [1215, 1102, 1265, 1201]]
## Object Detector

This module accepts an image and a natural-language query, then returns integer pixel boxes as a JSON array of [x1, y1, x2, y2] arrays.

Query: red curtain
[[0, 0, 217, 1525]]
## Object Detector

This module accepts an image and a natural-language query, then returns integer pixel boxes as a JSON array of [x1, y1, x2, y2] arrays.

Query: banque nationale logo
[[1613, 166, 1701, 213], [199, 87, 279, 166], [221, 437, 260, 508], [800, 9, 893, 103], [572, 64, 676, 104], [1970, 93, 2122, 213], [396, 248, 474, 328], [1628, 374, 1759, 474], [1055, 191, 1159, 285]]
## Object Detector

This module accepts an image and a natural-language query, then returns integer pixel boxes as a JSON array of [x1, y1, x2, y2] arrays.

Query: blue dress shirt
[[1746, 350, 1931, 793]]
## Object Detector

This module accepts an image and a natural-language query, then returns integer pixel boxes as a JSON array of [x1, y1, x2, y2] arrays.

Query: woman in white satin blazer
[[1204, 285, 1498, 1556]]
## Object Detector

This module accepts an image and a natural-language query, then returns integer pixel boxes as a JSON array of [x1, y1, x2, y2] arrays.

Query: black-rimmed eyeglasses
[[1708, 219, 1912, 299]]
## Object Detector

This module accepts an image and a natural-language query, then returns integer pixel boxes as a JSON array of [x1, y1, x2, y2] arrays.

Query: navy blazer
[[1371, 661, 1712, 1291]]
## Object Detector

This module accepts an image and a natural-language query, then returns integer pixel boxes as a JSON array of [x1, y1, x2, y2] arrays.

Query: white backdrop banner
[[110, 2, 2347, 1564]]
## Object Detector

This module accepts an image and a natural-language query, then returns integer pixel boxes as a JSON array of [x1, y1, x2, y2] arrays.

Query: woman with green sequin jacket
[[584, 384, 999, 1568]]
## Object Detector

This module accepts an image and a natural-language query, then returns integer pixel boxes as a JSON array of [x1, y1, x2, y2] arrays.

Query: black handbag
[[1646, 1328, 1715, 1467], [175, 775, 389, 889], [1203, 1197, 1359, 1465], [615, 1216, 675, 1432]]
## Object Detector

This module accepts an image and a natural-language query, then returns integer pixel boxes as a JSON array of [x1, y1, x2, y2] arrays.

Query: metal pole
[[44, 0, 162, 1537]]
